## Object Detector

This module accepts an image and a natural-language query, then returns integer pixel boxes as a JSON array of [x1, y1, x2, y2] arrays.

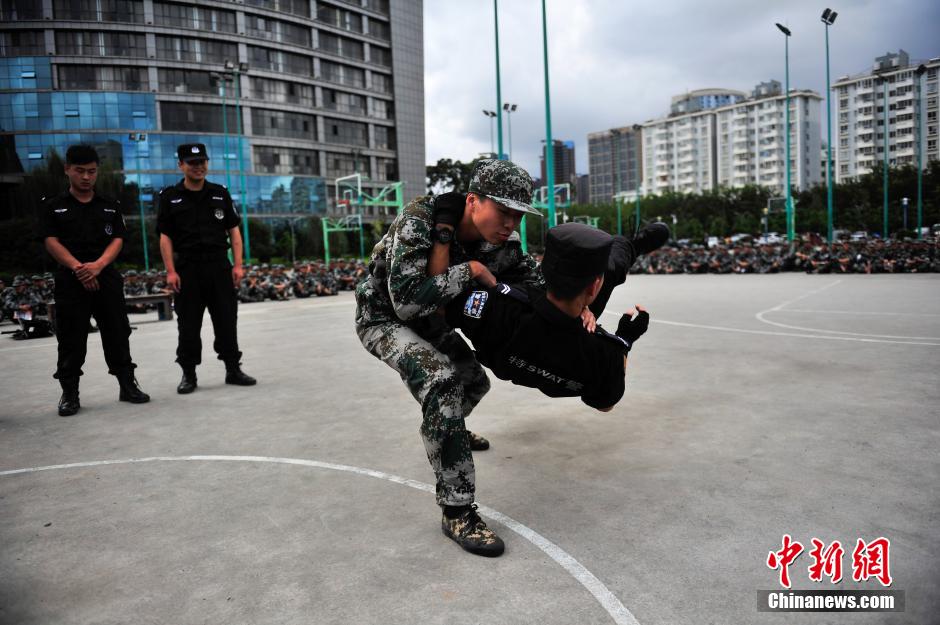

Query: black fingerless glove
[[432, 192, 466, 228], [616, 310, 650, 348]]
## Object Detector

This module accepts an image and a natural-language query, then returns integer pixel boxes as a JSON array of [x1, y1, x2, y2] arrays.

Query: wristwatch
[[432, 226, 455, 245]]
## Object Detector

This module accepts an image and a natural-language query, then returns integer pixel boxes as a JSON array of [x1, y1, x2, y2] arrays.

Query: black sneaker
[[441, 504, 505, 557], [467, 431, 490, 451], [631, 222, 670, 256]]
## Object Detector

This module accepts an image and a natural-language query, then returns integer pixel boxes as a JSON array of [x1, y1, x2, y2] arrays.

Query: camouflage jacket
[[356, 195, 540, 328]]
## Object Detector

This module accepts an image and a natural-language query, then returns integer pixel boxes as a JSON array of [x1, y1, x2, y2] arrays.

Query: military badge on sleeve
[[104, 223, 113, 235], [463, 290, 488, 319], [214, 208, 224, 220]]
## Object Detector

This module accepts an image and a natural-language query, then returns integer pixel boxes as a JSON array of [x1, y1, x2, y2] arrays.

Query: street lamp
[[128, 133, 149, 271], [493, 0, 504, 159], [210, 71, 232, 191], [482, 109, 497, 156], [878, 74, 889, 238], [541, 0, 556, 227], [632, 123, 643, 232], [775, 22, 794, 242], [502, 102, 517, 160], [821, 8, 837, 243], [216, 60, 251, 262], [915, 63, 927, 239]]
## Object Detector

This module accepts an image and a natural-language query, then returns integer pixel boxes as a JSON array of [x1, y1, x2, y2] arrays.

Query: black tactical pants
[[53, 267, 135, 380], [175, 258, 241, 368]]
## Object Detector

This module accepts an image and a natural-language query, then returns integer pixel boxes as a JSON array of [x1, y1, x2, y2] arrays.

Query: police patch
[[104, 223, 112, 235], [463, 290, 488, 319], [214, 208, 224, 220]]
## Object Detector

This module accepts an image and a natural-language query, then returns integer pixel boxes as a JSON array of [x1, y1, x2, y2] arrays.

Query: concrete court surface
[[1, 273, 938, 625]]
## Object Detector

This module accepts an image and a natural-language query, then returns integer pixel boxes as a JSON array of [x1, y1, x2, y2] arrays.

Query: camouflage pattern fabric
[[467, 158, 540, 216], [355, 194, 540, 506]]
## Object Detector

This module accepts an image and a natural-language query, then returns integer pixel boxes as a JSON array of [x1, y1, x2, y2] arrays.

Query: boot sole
[[177, 387, 196, 394], [442, 528, 505, 557], [58, 408, 79, 417], [225, 379, 257, 386], [119, 395, 151, 403]]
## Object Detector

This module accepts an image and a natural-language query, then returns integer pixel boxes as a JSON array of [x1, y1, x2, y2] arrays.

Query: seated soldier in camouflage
[[355, 159, 542, 558]]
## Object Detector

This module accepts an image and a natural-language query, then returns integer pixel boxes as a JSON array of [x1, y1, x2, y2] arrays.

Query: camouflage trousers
[[357, 318, 490, 507]]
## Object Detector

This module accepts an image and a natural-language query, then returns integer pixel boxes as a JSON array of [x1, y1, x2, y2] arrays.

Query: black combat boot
[[467, 431, 490, 451], [441, 503, 505, 557], [631, 222, 671, 256], [58, 378, 80, 417], [224, 361, 257, 386], [177, 367, 198, 394], [117, 372, 150, 404]]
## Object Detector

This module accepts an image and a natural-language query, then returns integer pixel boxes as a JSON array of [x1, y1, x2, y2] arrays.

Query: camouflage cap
[[467, 159, 540, 217]]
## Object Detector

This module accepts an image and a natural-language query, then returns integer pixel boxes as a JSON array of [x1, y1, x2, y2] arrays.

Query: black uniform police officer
[[156, 143, 256, 393], [443, 222, 662, 409], [39, 144, 150, 416]]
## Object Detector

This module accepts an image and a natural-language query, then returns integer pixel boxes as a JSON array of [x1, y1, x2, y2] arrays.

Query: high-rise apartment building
[[832, 50, 939, 182], [587, 126, 640, 202], [0, 0, 425, 218], [539, 139, 576, 191], [642, 81, 822, 196]]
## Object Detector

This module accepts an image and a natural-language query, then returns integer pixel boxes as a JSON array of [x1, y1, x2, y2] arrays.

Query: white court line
[[599, 311, 940, 346], [754, 281, 940, 340], [0, 455, 641, 625], [778, 308, 940, 318]]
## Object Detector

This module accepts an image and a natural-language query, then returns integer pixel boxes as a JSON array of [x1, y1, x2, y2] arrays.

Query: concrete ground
[[1, 274, 938, 625]]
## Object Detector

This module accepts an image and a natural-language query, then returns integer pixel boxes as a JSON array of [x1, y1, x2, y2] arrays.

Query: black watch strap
[[432, 227, 454, 244]]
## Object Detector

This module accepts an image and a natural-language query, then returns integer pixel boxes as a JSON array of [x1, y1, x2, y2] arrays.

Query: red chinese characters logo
[[767, 535, 892, 588], [767, 534, 804, 589], [852, 537, 892, 587]]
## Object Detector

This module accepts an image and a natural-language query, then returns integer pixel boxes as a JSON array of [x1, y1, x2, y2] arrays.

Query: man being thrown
[[439, 221, 667, 411]]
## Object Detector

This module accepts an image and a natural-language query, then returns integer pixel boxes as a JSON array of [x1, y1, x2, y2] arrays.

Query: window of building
[[55, 31, 147, 57], [317, 4, 364, 33], [373, 125, 395, 150], [245, 15, 311, 47], [157, 68, 217, 95], [250, 108, 316, 140], [370, 98, 393, 120], [362, 0, 389, 15], [369, 45, 391, 67], [324, 118, 367, 146], [254, 145, 319, 175], [249, 76, 314, 106], [161, 101, 238, 132], [53, 0, 144, 22], [243, 0, 310, 19], [156, 36, 237, 64], [319, 59, 365, 89], [318, 32, 365, 61], [367, 18, 391, 41], [152, 3, 236, 32], [327, 152, 370, 178], [58, 65, 147, 91], [370, 72, 391, 94], [1, 0, 43, 20], [248, 46, 312, 76], [375, 156, 397, 180], [322, 88, 365, 115], [0, 30, 44, 55]]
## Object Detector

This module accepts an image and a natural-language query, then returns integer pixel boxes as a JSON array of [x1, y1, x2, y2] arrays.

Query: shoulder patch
[[463, 290, 489, 319], [493, 282, 530, 304]]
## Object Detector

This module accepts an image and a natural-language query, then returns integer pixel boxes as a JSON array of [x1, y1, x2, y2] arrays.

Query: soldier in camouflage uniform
[[355, 159, 542, 557]]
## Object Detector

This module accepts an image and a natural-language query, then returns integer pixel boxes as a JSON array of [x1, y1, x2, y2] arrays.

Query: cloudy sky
[[423, 0, 939, 178]]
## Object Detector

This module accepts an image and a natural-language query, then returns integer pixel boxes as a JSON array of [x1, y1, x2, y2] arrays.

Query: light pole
[[821, 8, 837, 243], [482, 110, 497, 156], [633, 123, 642, 232], [503, 102, 517, 160], [775, 22, 794, 242], [915, 63, 927, 239], [493, 0, 504, 159], [225, 60, 251, 263], [879, 75, 889, 238], [128, 133, 149, 270], [541, 0, 556, 227]]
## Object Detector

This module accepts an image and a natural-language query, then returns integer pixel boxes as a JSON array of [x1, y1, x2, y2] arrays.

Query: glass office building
[[0, 0, 425, 217]]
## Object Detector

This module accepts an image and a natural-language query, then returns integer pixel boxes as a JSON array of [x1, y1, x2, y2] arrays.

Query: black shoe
[[58, 378, 80, 417], [631, 222, 671, 256], [117, 373, 150, 404], [177, 369, 197, 394], [224, 362, 256, 386], [467, 431, 490, 451], [441, 504, 505, 557]]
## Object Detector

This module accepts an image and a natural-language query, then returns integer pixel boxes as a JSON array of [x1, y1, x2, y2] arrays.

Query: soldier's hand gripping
[[432, 192, 466, 229], [616, 305, 650, 345]]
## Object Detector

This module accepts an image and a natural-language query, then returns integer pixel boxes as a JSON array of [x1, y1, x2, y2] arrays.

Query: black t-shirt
[[38, 190, 127, 263], [156, 179, 240, 256], [445, 283, 627, 410]]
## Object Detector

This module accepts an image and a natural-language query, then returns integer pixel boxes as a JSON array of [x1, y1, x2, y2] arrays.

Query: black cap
[[542, 223, 612, 292], [177, 143, 209, 162]]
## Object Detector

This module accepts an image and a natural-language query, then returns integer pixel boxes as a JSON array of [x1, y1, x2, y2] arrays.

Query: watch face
[[435, 228, 454, 244]]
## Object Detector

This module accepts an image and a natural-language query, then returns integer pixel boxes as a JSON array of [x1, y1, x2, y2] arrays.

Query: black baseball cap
[[177, 143, 209, 163], [542, 223, 613, 292]]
